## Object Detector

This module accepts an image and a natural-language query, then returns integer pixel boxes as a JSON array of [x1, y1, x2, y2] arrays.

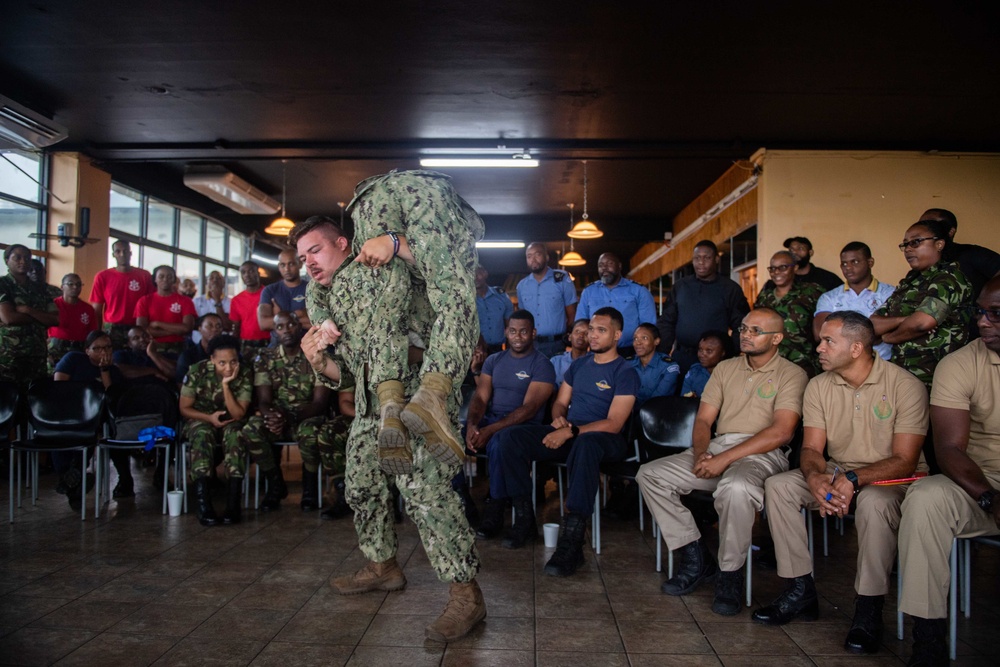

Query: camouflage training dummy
[[314, 170, 484, 468]]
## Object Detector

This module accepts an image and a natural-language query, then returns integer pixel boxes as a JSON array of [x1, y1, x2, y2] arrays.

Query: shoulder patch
[[553, 270, 566, 282]]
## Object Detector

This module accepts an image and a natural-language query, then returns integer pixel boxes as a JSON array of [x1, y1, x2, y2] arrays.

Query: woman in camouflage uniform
[[0, 244, 58, 385]]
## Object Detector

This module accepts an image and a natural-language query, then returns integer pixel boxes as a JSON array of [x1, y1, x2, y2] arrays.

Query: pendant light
[[559, 203, 586, 266], [567, 160, 604, 239], [265, 160, 295, 236]]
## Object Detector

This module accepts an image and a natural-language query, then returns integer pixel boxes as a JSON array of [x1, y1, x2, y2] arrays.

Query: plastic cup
[[543, 523, 560, 548], [167, 490, 184, 516]]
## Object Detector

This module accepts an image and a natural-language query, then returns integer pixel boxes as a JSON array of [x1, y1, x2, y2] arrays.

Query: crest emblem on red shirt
[[128, 279, 141, 291], [80, 313, 90, 324], [170, 302, 182, 313]]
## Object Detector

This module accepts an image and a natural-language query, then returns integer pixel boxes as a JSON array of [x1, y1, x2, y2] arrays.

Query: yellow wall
[[47, 153, 112, 287], [756, 150, 1000, 288]]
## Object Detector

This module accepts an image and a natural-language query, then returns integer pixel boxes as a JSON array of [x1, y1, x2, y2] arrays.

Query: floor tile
[[345, 645, 443, 666], [248, 642, 352, 666], [150, 637, 266, 666], [0, 626, 97, 666], [189, 606, 295, 642], [53, 632, 178, 667], [442, 647, 534, 666], [357, 613, 444, 648], [701, 621, 806, 655], [31, 599, 142, 632], [273, 610, 372, 646], [618, 619, 714, 654], [535, 617, 624, 653]]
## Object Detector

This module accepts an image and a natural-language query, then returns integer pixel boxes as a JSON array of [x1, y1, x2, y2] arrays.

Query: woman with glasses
[[871, 219, 973, 389], [0, 244, 59, 386], [754, 250, 825, 377]]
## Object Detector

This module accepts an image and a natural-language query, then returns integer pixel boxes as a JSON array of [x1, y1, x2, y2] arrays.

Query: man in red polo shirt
[[90, 239, 155, 350], [231, 261, 271, 360], [135, 265, 196, 355], [48, 272, 98, 371]]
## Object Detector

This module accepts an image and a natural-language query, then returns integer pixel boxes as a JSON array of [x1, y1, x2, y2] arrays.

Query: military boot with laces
[[330, 557, 407, 595], [376, 380, 409, 453], [712, 569, 744, 616], [400, 372, 465, 465], [424, 580, 487, 642], [845, 594, 884, 654]]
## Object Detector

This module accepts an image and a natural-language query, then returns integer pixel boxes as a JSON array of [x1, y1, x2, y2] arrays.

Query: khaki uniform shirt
[[930, 339, 1000, 475], [803, 354, 928, 471], [702, 352, 808, 435]]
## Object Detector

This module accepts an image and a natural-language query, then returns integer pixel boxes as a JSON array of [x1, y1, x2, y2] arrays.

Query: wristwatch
[[978, 489, 997, 513], [845, 470, 860, 493], [569, 424, 580, 438]]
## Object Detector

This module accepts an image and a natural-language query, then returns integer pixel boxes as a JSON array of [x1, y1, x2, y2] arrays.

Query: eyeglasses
[[972, 306, 1000, 323], [767, 264, 794, 273], [737, 325, 781, 336], [89, 344, 113, 351], [898, 236, 939, 250]]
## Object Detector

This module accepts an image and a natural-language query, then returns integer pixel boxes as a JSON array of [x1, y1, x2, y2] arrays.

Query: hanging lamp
[[265, 160, 295, 236], [567, 160, 604, 239], [559, 203, 587, 266]]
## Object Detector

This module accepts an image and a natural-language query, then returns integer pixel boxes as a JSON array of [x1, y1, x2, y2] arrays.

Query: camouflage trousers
[[48, 337, 83, 374], [346, 411, 480, 583], [103, 323, 132, 351], [185, 419, 247, 481], [352, 171, 481, 382], [241, 413, 349, 477], [0, 353, 47, 388]]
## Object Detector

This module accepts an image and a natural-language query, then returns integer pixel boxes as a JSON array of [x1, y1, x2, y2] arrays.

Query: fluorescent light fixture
[[475, 241, 525, 249], [250, 253, 279, 267], [419, 158, 538, 168], [184, 166, 281, 215]]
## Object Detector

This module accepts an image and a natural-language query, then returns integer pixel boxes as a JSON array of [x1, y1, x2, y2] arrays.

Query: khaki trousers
[[898, 473, 1000, 619], [635, 433, 788, 571], [765, 462, 906, 596]]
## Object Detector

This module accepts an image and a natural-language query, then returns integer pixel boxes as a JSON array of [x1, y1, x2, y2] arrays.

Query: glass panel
[[0, 200, 40, 248], [179, 211, 203, 254], [142, 246, 175, 275], [228, 231, 246, 266], [109, 183, 142, 236], [176, 254, 201, 296], [205, 222, 225, 262], [0, 151, 42, 203], [147, 199, 176, 247]]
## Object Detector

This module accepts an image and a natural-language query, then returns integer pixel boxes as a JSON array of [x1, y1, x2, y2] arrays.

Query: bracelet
[[386, 231, 400, 258]]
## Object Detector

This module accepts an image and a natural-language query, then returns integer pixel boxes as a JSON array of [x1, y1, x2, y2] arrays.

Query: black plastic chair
[[1, 382, 24, 508], [9, 379, 106, 522]]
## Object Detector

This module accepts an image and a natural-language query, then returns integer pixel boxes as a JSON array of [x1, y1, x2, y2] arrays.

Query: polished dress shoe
[[661, 539, 717, 596], [752, 574, 819, 625], [845, 595, 883, 654]]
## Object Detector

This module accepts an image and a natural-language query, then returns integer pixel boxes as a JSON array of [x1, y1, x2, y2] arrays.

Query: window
[[109, 183, 142, 236], [0, 151, 45, 249], [147, 199, 176, 247], [179, 211, 203, 254], [205, 221, 225, 261]]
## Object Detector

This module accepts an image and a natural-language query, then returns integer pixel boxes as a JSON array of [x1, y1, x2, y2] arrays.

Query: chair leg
[[655, 523, 662, 572], [638, 487, 645, 533], [79, 449, 87, 521], [963, 539, 971, 617], [8, 449, 14, 523], [896, 555, 904, 640], [949, 538, 958, 661], [181, 443, 189, 514], [593, 488, 600, 554], [94, 448, 102, 520], [531, 461, 537, 513], [822, 515, 828, 557], [745, 544, 753, 607]]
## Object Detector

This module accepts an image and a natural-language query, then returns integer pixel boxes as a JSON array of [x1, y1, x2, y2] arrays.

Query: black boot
[[260, 467, 287, 512], [712, 569, 744, 616], [908, 617, 948, 667], [193, 477, 218, 527], [661, 539, 718, 595], [222, 477, 242, 525], [321, 477, 351, 520], [845, 594, 884, 654], [455, 482, 479, 527], [543, 513, 587, 577], [300, 467, 319, 511], [111, 452, 135, 498], [390, 484, 404, 523], [476, 496, 506, 539], [751, 574, 819, 625], [501, 495, 537, 549]]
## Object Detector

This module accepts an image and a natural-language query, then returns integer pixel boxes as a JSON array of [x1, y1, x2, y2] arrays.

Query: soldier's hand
[[271, 298, 282, 313], [355, 235, 394, 268], [209, 410, 232, 428], [318, 320, 342, 346], [301, 327, 328, 370], [221, 362, 239, 385], [466, 427, 481, 450], [550, 416, 570, 430]]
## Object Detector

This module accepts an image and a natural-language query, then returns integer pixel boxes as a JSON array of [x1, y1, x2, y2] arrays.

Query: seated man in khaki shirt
[[898, 276, 1000, 667], [636, 307, 807, 616], [751, 311, 927, 655]]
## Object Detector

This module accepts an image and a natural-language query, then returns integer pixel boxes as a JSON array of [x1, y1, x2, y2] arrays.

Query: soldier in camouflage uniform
[[179, 335, 252, 526], [871, 220, 972, 388], [315, 170, 483, 466], [293, 217, 486, 643], [755, 251, 825, 377], [241, 311, 348, 514], [0, 245, 59, 386]]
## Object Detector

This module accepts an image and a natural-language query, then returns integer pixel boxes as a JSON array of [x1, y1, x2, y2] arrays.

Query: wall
[[756, 150, 1000, 288]]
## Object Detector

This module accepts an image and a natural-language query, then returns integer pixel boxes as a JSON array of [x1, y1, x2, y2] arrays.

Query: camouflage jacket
[[874, 260, 972, 387], [0, 274, 58, 360], [181, 358, 253, 415], [755, 280, 825, 377], [252, 345, 316, 413]]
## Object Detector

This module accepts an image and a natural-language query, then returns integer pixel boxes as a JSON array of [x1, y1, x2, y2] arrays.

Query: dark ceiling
[[3, 1, 1000, 278]]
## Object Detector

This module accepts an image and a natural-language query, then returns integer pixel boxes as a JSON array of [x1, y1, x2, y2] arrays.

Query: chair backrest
[[0, 381, 21, 439], [638, 395, 701, 459], [108, 380, 180, 439], [27, 379, 105, 442]]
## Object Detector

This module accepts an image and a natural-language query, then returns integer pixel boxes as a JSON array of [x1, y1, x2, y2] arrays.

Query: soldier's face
[[85, 336, 113, 366], [839, 250, 872, 285], [155, 268, 175, 294], [697, 337, 726, 370], [240, 263, 260, 288], [739, 313, 781, 357], [588, 315, 620, 354], [61, 275, 83, 300], [208, 272, 225, 292], [211, 349, 240, 378], [474, 267, 488, 290], [199, 316, 223, 341], [278, 252, 301, 283], [817, 320, 855, 373], [691, 246, 719, 279], [569, 322, 590, 352], [274, 314, 301, 347], [297, 229, 349, 286], [525, 244, 548, 273], [787, 241, 812, 267], [113, 242, 132, 267], [767, 253, 796, 288], [902, 224, 945, 271], [128, 328, 151, 351], [632, 327, 658, 358], [5, 247, 31, 276], [504, 318, 535, 354], [598, 254, 622, 285], [976, 285, 1000, 352]]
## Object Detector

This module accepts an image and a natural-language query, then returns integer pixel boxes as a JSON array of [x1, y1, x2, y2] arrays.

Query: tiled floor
[[1, 455, 998, 666]]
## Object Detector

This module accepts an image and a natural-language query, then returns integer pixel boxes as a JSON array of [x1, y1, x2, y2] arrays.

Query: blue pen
[[825, 467, 840, 502]]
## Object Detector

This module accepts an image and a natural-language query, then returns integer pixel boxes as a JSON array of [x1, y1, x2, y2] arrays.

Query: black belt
[[536, 334, 563, 343]]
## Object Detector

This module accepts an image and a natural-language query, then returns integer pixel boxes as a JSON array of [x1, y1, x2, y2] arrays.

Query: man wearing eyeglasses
[[636, 307, 807, 617], [897, 277, 1000, 666], [755, 251, 824, 377], [813, 242, 896, 360]]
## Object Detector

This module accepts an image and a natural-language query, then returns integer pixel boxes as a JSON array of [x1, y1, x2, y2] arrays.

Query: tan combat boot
[[424, 580, 487, 642], [400, 372, 465, 465], [330, 557, 407, 595], [377, 380, 413, 474]]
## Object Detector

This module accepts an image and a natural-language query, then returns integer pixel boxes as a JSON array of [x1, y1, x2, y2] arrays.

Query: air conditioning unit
[[183, 166, 281, 215], [0, 95, 68, 151]]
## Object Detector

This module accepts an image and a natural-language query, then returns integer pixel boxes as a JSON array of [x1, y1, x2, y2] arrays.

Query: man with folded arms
[[752, 311, 927, 655], [897, 276, 1000, 666]]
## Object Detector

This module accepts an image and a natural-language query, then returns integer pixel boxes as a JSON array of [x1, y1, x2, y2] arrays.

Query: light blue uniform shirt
[[516, 268, 577, 338], [476, 286, 514, 346], [815, 277, 896, 360], [575, 277, 656, 347], [629, 354, 680, 406]]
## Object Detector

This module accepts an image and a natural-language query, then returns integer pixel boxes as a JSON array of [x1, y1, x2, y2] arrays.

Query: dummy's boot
[[543, 513, 587, 577], [752, 574, 819, 625], [908, 617, 948, 667], [222, 477, 242, 525], [661, 539, 718, 595], [331, 557, 407, 595], [501, 495, 537, 549], [455, 480, 479, 527], [845, 595, 884, 654], [376, 380, 409, 451], [475, 496, 505, 539], [424, 580, 487, 642], [321, 477, 351, 520], [391, 484, 404, 523], [400, 372, 465, 465], [259, 467, 287, 512], [300, 466, 319, 512], [193, 477, 218, 527], [712, 569, 744, 616]]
